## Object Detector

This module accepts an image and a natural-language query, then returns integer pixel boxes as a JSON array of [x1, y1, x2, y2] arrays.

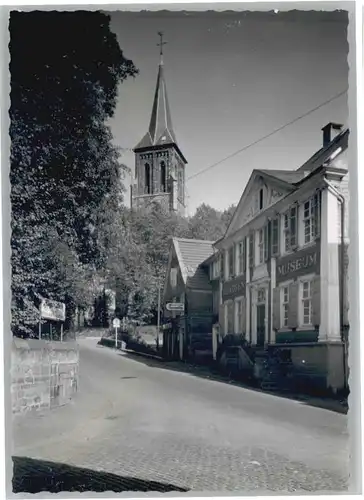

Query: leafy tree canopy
[[10, 11, 137, 335]]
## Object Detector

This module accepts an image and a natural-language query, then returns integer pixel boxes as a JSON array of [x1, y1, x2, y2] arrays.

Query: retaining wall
[[11, 337, 79, 415]]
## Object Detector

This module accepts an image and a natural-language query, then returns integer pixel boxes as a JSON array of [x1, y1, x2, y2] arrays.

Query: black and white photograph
[[2, 4, 362, 497]]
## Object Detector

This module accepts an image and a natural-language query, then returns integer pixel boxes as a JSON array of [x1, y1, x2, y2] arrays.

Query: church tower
[[132, 32, 187, 216]]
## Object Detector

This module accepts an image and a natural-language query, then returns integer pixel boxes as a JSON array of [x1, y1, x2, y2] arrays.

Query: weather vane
[[157, 31, 167, 62]]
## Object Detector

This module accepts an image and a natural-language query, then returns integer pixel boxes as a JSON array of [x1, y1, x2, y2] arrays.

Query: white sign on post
[[113, 318, 121, 348], [166, 302, 184, 313]]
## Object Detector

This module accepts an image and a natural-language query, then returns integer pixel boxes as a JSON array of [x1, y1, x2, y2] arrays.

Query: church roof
[[134, 64, 180, 152]]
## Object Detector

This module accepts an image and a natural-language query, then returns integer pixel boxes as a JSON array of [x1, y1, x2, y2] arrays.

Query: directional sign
[[113, 318, 121, 329], [166, 302, 184, 312]]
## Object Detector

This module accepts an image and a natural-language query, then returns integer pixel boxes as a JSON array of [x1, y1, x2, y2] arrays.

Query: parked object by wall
[[11, 337, 79, 415]]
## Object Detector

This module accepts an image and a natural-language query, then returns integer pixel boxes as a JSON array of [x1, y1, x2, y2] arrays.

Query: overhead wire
[[186, 89, 348, 181]]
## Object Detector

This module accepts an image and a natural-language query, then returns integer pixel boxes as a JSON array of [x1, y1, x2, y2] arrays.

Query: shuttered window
[[220, 253, 224, 279], [283, 206, 298, 252], [249, 233, 254, 268], [303, 194, 320, 244], [301, 280, 313, 326], [282, 286, 289, 328], [228, 247, 234, 278], [264, 224, 269, 261], [271, 218, 279, 256], [237, 240, 246, 275], [258, 229, 264, 264]]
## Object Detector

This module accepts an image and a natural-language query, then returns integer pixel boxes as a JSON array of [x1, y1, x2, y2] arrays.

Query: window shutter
[[314, 192, 321, 239], [272, 287, 281, 330], [290, 206, 298, 248], [249, 232, 254, 268], [271, 218, 279, 256], [264, 224, 269, 262], [243, 238, 247, 273], [220, 253, 224, 280], [241, 300, 246, 335], [311, 276, 321, 327], [287, 282, 299, 328], [219, 304, 225, 334]]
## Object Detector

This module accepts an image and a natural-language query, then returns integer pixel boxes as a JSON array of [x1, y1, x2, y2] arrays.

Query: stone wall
[[11, 337, 79, 415]]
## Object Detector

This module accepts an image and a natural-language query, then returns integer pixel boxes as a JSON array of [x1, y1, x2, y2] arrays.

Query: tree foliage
[[10, 11, 137, 335], [98, 201, 235, 325]]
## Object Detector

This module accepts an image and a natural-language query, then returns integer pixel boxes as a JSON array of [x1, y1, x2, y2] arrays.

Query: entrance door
[[256, 304, 265, 347]]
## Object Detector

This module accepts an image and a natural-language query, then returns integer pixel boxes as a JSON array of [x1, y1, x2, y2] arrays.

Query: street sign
[[166, 302, 184, 312], [113, 318, 121, 329]]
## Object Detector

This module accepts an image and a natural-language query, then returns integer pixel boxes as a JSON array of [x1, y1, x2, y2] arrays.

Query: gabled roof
[[221, 169, 296, 241], [258, 169, 306, 185], [172, 237, 214, 290], [134, 63, 187, 163]]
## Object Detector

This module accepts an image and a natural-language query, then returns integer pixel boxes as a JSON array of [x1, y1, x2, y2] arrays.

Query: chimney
[[321, 122, 343, 147]]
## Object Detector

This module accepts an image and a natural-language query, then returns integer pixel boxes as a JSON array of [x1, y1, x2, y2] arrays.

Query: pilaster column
[[319, 188, 341, 342]]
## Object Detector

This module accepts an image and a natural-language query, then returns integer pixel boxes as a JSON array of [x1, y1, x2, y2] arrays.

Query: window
[[283, 205, 298, 252], [170, 268, 177, 288], [228, 247, 234, 278], [220, 253, 225, 279], [259, 188, 264, 210], [258, 228, 264, 264], [271, 218, 279, 255], [212, 259, 220, 279], [238, 240, 245, 275], [226, 301, 234, 334], [236, 299, 245, 333], [303, 194, 320, 244], [301, 280, 312, 326], [145, 163, 151, 194], [160, 161, 166, 192], [249, 233, 254, 268], [257, 288, 266, 304], [281, 286, 289, 328]]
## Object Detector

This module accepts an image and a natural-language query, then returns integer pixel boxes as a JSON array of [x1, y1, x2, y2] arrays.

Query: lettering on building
[[276, 246, 320, 283], [222, 275, 246, 301]]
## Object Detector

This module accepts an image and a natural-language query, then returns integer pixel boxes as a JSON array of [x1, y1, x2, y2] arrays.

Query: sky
[[107, 10, 348, 215]]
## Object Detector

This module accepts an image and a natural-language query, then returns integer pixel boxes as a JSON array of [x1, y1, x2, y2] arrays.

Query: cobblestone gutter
[[11, 337, 79, 414]]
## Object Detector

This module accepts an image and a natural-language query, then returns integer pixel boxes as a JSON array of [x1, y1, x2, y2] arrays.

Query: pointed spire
[[134, 32, 177, 150]]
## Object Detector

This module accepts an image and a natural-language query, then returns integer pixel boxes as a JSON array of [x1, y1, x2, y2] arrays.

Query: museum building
[[209, 122, 349, 392]]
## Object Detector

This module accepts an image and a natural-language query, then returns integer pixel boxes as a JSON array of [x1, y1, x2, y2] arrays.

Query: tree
[[188, 203, 236, 241], [10, 11, 138, 335]]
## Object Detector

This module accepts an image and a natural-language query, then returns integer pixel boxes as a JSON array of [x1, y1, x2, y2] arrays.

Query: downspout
[[322, 177, 347, 390]]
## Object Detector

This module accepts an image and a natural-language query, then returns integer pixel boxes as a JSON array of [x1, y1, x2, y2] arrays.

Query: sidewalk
[[123, 348, 348, 415]]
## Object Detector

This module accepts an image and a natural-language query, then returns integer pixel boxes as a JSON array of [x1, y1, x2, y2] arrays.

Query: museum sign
[[276, 245, 320, 284]]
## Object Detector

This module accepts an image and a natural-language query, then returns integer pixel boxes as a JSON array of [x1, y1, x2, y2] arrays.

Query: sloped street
[[13, 337, 349, 493]]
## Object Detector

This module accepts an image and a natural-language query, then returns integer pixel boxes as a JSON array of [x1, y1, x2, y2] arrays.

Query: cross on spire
[[157, 31, 167, 64]]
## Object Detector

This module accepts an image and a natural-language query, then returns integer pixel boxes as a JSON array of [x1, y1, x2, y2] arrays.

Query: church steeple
[[132, 32, 187, 216]]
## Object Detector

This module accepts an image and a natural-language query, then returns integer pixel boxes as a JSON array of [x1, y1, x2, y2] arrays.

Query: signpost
[[166, 302, 185, 313], [113, 317, 121, 348]]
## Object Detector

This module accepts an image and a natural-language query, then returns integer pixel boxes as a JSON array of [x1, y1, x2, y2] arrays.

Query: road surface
[[13, 337, 349, 493]]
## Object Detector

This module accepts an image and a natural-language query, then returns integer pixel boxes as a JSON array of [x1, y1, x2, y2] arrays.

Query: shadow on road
[[120, 351, 348, 415], [12, 456, 189, 493]]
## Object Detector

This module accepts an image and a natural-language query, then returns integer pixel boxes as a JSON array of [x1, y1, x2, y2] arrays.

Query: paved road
[[13, 338, 349, 493]]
